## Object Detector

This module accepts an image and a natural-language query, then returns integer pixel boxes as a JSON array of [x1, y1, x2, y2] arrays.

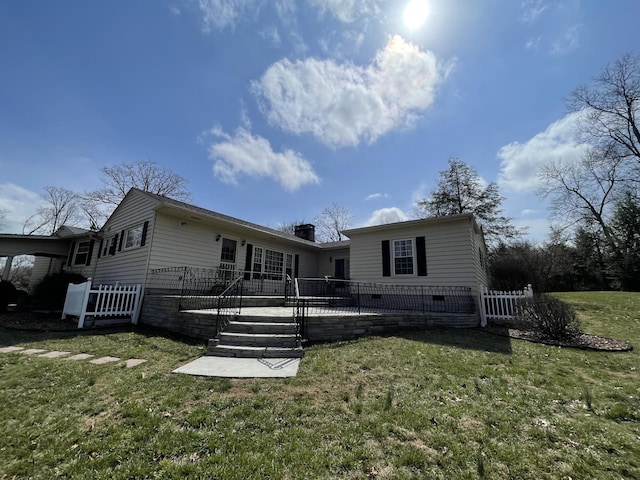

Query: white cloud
[[364, 207, 408, 226], [365, 193, 389, 201], [197, 0, 256, 32], [497, 111, 588, 192], [0, 183, 44, 234], [207, 126, 320, 191], [258, 25, 282, 47], [550, 24, 582, 56], [307, 0, 381, 23], [252, 35, 445, 148], [520, 0, 548, 23]]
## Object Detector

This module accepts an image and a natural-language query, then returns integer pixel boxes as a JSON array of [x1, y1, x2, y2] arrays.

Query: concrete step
[[218, 332, 298, 348], [206, 344, 304, 358], [228, 320, 297, 335]]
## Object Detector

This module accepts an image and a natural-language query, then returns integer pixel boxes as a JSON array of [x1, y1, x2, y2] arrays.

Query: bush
[[0, 280, 18, 312], [516, 294, 581, 339], [31, 272, 87, 310]]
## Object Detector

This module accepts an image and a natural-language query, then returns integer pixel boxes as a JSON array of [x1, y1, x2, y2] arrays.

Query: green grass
[[1, 292, 639, 479]]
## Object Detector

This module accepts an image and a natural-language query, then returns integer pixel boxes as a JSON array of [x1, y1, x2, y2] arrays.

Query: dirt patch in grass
[[484, 324, 633, 352]]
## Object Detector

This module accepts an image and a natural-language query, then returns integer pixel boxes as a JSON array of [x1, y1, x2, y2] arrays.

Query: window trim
[[124, 224, 144, 250], [392, 238, 416, 276], [73, 241, 91, 265]]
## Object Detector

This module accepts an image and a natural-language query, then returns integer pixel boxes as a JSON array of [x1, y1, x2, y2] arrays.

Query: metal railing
[[294, 278, 475, 315], [146, 266, 291, 304]]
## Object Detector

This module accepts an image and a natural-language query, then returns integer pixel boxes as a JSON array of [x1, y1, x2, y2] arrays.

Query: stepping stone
[[67, 353, 95, 361], [0, 346, 25, 353], [20, 349, 47, 355], [89, 356, 120, 365], [38, 351, 71, 358], [125, 359, 147, 368]]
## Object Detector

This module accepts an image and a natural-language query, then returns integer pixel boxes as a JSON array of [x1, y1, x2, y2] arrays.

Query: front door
[[334, 258, 345, 279]]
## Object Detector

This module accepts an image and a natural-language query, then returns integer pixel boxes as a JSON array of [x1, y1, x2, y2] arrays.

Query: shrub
[[31, 272, 87, 310], [516, 294, 581, 339], [0, 280, 18, 312]]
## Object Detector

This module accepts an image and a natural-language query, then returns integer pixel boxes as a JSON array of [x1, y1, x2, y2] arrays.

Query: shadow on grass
[[0, 314, 206, 349], [396, 327, 513, 354]]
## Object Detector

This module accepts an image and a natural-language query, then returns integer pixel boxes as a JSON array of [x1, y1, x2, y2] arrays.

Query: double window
[[250, 246, 292, 280]]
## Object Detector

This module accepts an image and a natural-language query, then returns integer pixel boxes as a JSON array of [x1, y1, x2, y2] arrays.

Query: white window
[[74, 241, 91, 265], [252, 247, 290, 280], [393, 239, 414, 275], [265, 249, 284, 280], [253, 247, 263, 278], [125, 224, 144, 249]]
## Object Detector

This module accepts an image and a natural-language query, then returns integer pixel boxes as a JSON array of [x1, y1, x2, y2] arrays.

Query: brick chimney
[[294, 224, 315, 242]]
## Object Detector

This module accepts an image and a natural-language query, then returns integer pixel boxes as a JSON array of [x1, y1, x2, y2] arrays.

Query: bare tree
[[538, 149, 624, 253], [22, 186, 81, 235], [0, 208, 7, 230], [82, 160, 192, 227], [277, 219, 308, 236], [314, 203, 353, 242], [569, 52, 640, 178]]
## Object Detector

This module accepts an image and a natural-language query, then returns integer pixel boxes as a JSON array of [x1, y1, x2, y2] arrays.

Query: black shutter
[[67, 241, 76, 267], [85, 240, 95, 266], [141, 221, 149, 246], [416, 236, 427, 276], [118, 230, 125, 251], [294, 254, 299, 278], [382, 240, 391, 277], [98, 239, 103, 259], [244, 244, 253, 280], [109, 234, 118, 255]]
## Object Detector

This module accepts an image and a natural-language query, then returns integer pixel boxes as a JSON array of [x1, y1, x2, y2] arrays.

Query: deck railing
[[294, 278, 475, 315], [146, 266, 291, 306]]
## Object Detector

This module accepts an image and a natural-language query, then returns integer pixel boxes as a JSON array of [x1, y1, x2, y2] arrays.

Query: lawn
[[0, 292, 638, 479]]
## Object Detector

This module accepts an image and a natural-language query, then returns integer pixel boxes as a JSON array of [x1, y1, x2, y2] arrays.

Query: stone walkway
[[0, 345, 146, 368]]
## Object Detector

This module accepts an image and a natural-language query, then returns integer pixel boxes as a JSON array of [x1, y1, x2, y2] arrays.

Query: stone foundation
[[140, 295, 480, 342]]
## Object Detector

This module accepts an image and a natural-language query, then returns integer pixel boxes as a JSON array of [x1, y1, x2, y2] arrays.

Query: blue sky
[[1, 0, 638, 241]]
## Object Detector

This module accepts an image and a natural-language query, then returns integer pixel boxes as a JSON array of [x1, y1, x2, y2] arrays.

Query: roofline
[[132, 188, 322, 248], [343, 214, 476, 236]]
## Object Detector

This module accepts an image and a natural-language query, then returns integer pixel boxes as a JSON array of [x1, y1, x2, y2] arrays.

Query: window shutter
[[141, 221, 149, 246], [416, 236, 427, 276], [67, 241, 76, 267], [85, 240, 95, 266], [98, 239, 103, 259], [244, 244, 253, 280], [382, 240, 391, 277], [109, 234, 118, 255], [294, 254, 299, 278], [118, 230, 125, 251]]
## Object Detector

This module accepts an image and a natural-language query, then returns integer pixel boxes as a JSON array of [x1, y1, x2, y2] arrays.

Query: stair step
[[218, 332, 298, 347], [228, 321, 297, 334], [206, 345, 304, 358]]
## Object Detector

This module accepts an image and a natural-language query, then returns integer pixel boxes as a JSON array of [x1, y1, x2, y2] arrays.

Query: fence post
[[77, 280, 92, 329]]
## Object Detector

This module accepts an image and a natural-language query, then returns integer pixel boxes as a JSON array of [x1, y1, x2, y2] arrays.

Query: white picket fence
[[479, 284, 533, 327], [62, 279, 142, 329]]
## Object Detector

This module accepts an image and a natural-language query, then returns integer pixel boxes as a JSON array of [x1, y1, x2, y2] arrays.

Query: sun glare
[[404, 0, 429, 30]]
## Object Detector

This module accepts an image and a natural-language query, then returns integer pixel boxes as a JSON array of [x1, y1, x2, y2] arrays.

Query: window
[[252, 247, 263, 278], [74, 241, 91, 265], [285, 253, 293, 278], [125, 224, 144, 249], [220, 238, 237, 264], [393, 239, 414, 275], [264, 249, 284, 280]]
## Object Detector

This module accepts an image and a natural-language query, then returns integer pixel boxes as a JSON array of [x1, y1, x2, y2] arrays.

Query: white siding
[[92, 190, 158, 286], [348, 218, 479, 288], [318, 248, 350, 278], [148, 211, 320, 278]]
